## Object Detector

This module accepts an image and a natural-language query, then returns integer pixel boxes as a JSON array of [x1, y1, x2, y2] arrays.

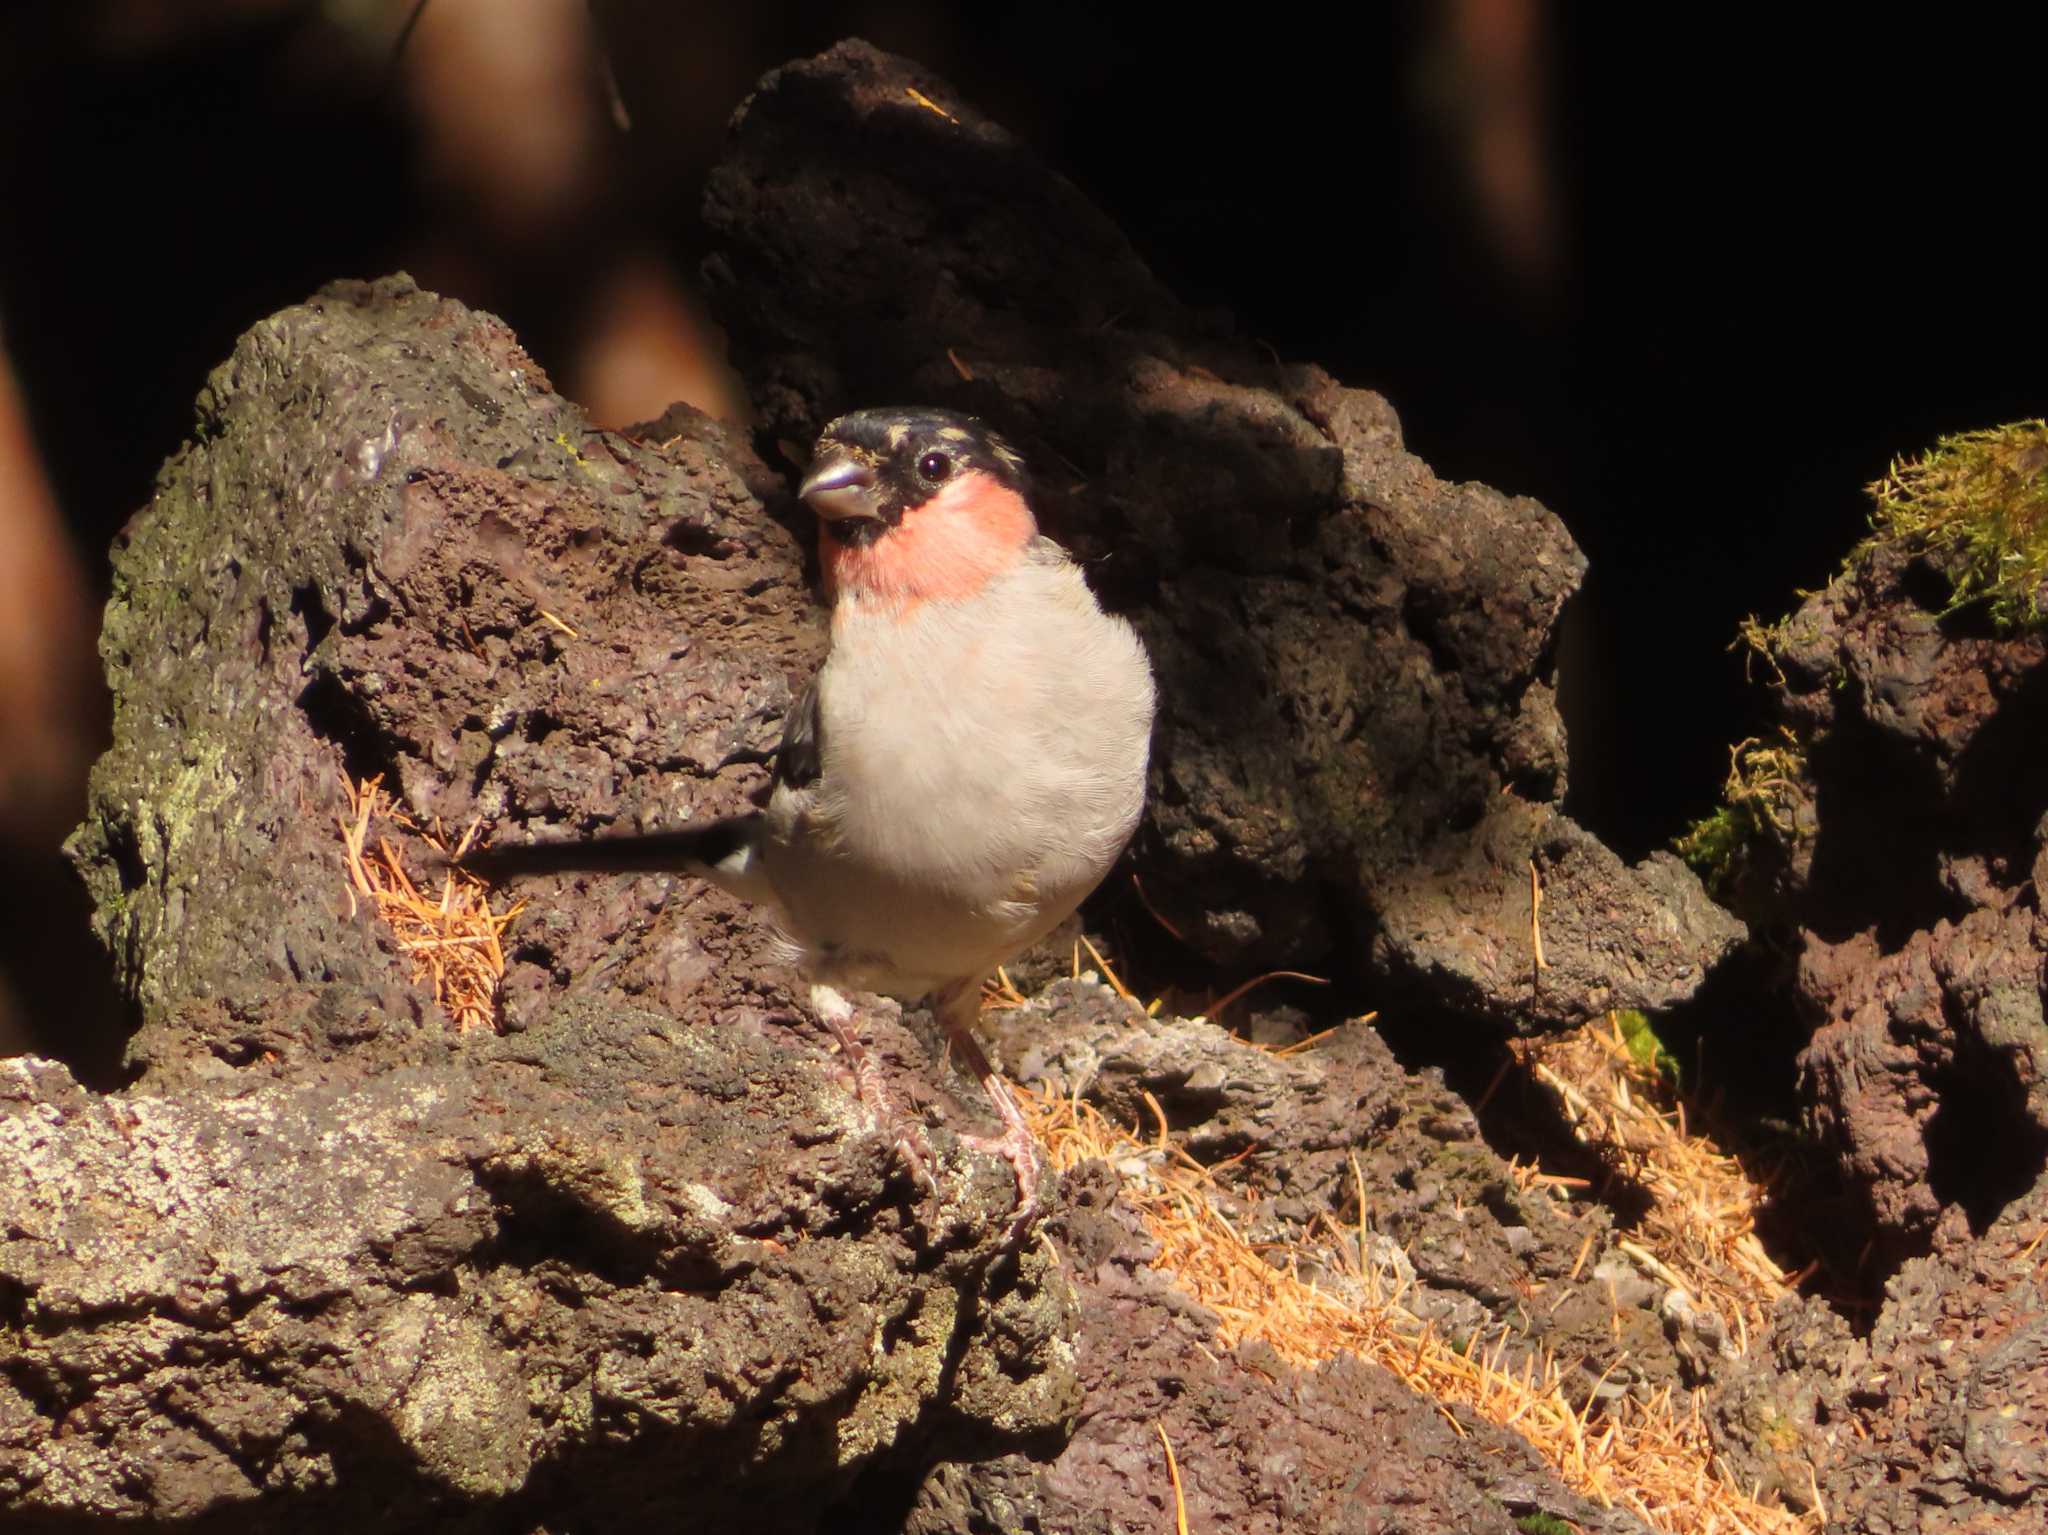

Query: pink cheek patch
[[825, 472, 1036, 614]]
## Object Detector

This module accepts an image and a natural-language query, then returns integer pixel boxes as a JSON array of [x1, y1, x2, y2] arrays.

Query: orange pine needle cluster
[[1511, 1016, 1804, 1357], [1024, 1088, 1810, 1530], [1017, 994, 1818, 1535], [337, 775, 522, 1032]]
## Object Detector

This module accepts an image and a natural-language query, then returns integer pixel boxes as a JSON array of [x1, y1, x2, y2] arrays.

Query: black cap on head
[[799, 408, 1029, 543]]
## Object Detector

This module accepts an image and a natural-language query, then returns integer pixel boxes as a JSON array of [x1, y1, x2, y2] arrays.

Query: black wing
[[772, 674, 824, 792], [454, 819, 757, 879]]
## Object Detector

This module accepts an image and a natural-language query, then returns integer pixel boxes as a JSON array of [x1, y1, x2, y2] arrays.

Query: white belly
[[758, 553, 1154, 999]]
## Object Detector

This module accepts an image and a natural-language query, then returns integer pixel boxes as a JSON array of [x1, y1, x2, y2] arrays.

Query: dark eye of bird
[[917, 451, 953, 482]]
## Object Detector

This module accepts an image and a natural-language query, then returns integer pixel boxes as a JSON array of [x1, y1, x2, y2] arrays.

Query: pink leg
[[810, 984, 938, 1196], [936, 978, 1045, 1234]]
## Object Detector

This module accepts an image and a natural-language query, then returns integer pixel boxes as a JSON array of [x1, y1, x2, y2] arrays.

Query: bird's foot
[[957, 1116, 1044, 1237], [810, 984, 940, 1197], [933, 983, 1047, 1240]]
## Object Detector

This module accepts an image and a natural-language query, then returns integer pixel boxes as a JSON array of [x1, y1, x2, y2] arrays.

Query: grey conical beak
[[798, 454, 879, 520]]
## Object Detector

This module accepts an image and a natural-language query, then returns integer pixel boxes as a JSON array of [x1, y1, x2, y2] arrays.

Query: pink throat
[[823, 471, 1036, 613]]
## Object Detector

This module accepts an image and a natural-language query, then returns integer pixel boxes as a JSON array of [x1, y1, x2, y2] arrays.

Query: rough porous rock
[[1759, 538, 2048, 943], [1754, 535, 2048, 1272], [1711, 535, 2048, 1529], [0, 1016, 1067, 1529], [1006, 983, 1704, 1419], [13, 274, 1660, 1533], [906, 1164, 1651, 1535], [28, 277, 1074, 1531], [1725, 1189, 2048, 1533], [1823, 1189, 2048, 1528], [1796, 909, 2047, 1264], [701, 39, 1742, 1029]]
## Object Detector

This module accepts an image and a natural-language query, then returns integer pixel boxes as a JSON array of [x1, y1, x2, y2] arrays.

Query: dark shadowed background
[[1, 0, 2041, 1062]]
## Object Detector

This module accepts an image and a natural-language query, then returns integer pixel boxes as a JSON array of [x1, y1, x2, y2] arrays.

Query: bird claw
[[810, 984, 944, 1200], [893, 1121, 942, 1198], [958, 1119, 1044, 1237], [813, 982, 1047, 1238], [932, 980, 1049, 1242]]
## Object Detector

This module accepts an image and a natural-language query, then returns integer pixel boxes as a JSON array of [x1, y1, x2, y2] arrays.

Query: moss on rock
[[1864, 418, 2048, 629], [1674, 731, 1808, 906]]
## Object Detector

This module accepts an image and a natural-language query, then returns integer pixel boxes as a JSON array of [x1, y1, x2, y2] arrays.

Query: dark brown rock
[[1758, 539, 2048, 941], [28, 276, 1073, 1531], [1006, 983, 1697, 1437], [1700, 1295, 1856, 1517], [1705, 498, 2048, 1531], [701, 39, 1742, 1029], [0, 1014, 1071, 1529], [1850, 1213, 2048, 1523], [16, 268, 1659, 1535], [1737, 529, 2048, 1281], [1796, 909, 2048, 1263], [8, 40, 1810, 1533], [1753, 1190, 2048, 1533], [906, 1163, 1651, 1535]]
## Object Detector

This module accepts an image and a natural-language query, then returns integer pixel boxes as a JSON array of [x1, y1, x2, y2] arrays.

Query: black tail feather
[[453, 816, 758, 879]]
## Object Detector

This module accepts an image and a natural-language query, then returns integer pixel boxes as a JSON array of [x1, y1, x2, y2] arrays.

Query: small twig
[[1473, 1053, 1515, 1115], [1129, 872, 1187, 943], [1205, 968, 1330, 1021], [1078, 932, 1138, 1005], [1269, 1020, 1360, 1057], [1156, 1422, 1191, 1535], [904, 86, 959, 124]]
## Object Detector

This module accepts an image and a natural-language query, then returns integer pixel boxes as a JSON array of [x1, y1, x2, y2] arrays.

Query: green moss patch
[[1614, 1008, 1679, 1087], [1674, 732, 1807, 902], [1866, 419, 2048, 628]]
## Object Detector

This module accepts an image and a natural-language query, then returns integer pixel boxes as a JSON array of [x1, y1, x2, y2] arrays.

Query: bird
[[459, 407, 1157, 1229]]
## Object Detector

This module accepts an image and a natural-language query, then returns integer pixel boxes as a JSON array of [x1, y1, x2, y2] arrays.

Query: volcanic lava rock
[[11, 39, 1775, 1532], [701, 39, 1742, 1030], [30, 277, 1073, 1531], [1703, 498, 2048, 1531]]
